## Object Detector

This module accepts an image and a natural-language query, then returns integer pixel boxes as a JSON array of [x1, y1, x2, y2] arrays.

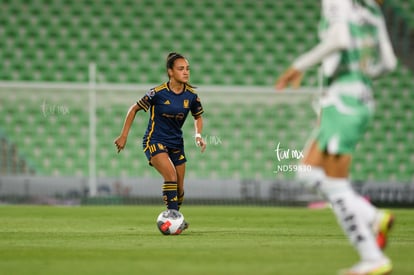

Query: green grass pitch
[[0, 205, 413, 275]]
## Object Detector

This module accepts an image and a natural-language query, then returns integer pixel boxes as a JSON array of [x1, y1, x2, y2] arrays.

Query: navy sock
[[162, 181, 178, 210]]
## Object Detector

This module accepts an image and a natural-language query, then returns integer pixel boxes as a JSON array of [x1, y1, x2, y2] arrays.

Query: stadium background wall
[[0, 0, 413, 206]]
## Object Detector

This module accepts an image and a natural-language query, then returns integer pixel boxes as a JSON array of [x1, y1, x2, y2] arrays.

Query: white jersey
[[319, 0, 396, 86], [293, 0, 396, 93]]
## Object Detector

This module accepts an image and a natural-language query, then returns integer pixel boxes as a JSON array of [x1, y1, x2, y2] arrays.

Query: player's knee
[[296, 166, 326, 189]]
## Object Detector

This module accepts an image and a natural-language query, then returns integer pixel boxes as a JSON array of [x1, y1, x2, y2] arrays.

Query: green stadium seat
[[0, 0, 412, 182]]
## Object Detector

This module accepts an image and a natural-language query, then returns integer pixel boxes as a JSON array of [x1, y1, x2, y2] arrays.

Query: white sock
[[355, 195, 378, 227], [320, 177, 384, 261], [296, 166, 325, 189]]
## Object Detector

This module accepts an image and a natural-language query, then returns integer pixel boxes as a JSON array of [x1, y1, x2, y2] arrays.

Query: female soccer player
[[276, 0, 396, 274], [114, 52, 206, 227]]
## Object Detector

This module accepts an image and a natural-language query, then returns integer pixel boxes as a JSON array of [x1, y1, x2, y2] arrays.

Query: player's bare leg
[[301, 140, 325, 167], [296, 140, 327, 189], [175, 163, 189, 229], [151, 153, 177, 182]]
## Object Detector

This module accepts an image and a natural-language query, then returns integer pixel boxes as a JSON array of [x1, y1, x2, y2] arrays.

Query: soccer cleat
[[373, 211, 395, 250], [338, 258, 392, 275]]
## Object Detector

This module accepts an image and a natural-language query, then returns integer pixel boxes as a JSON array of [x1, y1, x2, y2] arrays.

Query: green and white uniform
[[293, 0, 396, 154]]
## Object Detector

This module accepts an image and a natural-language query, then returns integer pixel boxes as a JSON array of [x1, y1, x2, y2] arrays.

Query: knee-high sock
[[297, 167, 377, 224], [162, 181, 178, 210], [355, 195, 378, 227], [320, 177, 384, 261], [296, 166, 326, 189]]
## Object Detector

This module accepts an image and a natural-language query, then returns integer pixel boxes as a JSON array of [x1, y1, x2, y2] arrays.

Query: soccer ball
[[156, 209, 185, 235]]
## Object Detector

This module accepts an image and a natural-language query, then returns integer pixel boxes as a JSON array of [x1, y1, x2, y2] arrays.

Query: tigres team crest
[[183, 99, 189, 108]]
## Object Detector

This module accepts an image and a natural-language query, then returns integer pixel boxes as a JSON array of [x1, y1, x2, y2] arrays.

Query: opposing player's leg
[[320, 153, 391, 275], [309, 101, 392, 275], [338, 258, 392, 275], [353, 197, 394, 250], [296, 140, 326, 189], [322, 180, 390, 275]]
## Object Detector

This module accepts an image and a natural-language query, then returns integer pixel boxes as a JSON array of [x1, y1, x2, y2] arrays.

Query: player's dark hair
[[166, 52, 196, 88], [166, 52, 185, 70]]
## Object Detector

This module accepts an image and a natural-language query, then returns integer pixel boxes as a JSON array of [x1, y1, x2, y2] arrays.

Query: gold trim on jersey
[[185, 84, 197, 94], [137, 97, 150, 111], [154, 82, 198, 94], [154, 83, 168, 92], [192, 109, 204, 117], [144, 105, 156, 151], [148, 144, 157, 153]]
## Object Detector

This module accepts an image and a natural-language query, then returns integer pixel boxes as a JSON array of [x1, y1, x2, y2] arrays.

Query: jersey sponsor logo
[[183, 99, 189, 108], [164, 100, 171, 105], [176, 113, 185, 120], [162, 113, 185, 120]]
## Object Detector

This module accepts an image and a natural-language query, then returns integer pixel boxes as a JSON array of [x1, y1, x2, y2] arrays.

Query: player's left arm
[[194, 115, 206, 153], [191, 94, 206, 152]]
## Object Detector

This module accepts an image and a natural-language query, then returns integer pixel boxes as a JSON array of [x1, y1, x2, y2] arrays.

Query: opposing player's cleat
[[373, 210, 395, 250], [338, 258, 392, 275]]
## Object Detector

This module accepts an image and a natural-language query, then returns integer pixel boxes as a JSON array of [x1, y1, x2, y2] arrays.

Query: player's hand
[[196, 137, 206, 153], [114, 135, 127, 153], [275, 67, 303, 91]]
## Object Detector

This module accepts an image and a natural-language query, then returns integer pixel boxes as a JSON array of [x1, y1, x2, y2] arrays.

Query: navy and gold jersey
[[137, 82, 204, 149]]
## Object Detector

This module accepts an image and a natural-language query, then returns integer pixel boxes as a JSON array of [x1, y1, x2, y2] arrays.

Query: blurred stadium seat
[[0, 0, 413, 183]]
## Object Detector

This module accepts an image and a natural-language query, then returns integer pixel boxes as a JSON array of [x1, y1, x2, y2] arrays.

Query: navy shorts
[[144, 142, 187, 166]]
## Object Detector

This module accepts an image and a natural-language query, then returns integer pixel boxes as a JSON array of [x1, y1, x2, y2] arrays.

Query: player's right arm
[[275, 22, 350, 90], [114, 89, 154, 153], [360, 7, 397, 78], [114, 103, 142, 153]]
